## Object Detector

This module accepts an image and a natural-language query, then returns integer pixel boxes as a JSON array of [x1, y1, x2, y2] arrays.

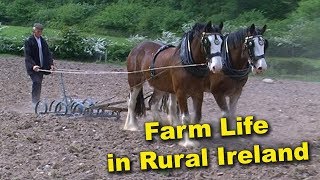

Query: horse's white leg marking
[[167, 94, 178, 126], [178, 113, 200, 147], [124, 87, 141, 131]]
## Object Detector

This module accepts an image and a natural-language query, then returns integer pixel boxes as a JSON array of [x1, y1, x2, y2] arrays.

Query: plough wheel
[[35, 100, 48, 114], [54, 102, 68, 115], [72, 102, 85, 115]]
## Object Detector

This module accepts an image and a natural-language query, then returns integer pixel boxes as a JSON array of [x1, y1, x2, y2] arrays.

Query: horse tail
[[134, 88, 146, 117]]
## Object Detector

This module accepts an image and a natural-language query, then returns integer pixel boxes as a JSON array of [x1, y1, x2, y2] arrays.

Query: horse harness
[[222, 34, 268, 80], [201, 32, 224, 62], [244, 35, 268, 68], [150, 44, 175, 77], [150, 31, 223, 78], [222, 35, 251, 80]]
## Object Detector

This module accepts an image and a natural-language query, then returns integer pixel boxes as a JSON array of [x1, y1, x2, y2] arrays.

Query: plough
[[34, 73, 128, 120]]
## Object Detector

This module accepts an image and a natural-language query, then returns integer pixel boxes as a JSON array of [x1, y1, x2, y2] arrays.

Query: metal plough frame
[[34, 73, 128, 119]]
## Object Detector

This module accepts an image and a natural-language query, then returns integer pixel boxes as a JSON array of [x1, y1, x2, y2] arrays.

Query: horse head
[[202, 21, 224, 73], [244, 24, 268, 74], [189, 21, 224, 73]]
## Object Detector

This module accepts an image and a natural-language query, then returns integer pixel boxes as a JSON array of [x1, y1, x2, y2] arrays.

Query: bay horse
[[125, 22, 224, 146], [205, 24, 268, 128]]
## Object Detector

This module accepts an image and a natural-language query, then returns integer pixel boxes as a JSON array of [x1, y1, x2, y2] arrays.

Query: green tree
[[92, 2, 145, 35], [6, 0, 39, 25], [237, 0, 299, 19], [293, 0, 320, 20]]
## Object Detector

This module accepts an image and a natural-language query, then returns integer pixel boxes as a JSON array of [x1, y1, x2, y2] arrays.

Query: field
[[0, 56, 319, 179]]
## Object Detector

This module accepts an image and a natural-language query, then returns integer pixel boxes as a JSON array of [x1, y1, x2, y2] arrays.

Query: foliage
[[293, 0, 320, 20], [83, 37, 109, 61], [137, 6, 188, 36], [236, 0, 299, 19], [55, 3, 96, 27], [0, 36, 24, 55], [92, 2, 144, 35], [106, 43, 133, 62], [52, 28, 86, 59], [6, 0, 40, 25], [127, 34, 148, 45], [156, 31, 180, 46], [226, 10, 268, 31], [1, 0, 319, 59]]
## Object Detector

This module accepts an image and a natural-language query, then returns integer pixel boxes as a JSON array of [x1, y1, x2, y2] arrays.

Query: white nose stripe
[[256, 59, 267, 70]]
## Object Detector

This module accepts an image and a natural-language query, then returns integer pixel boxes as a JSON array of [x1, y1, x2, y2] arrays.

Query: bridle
[[244, 35, 268, 68], [201, 32, 224, 62]]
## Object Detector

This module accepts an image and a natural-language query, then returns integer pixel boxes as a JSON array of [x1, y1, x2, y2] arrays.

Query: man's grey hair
[[33, 23, 44, 31]]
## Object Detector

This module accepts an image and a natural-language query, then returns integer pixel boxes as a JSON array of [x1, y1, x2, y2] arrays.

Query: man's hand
[[33, 65, 40, 72]]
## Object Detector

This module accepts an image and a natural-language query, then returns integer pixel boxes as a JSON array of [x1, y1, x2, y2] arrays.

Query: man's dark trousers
[[30, 72, 43, 104]]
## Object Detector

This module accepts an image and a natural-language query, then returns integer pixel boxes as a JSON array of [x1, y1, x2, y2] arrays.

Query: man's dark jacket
[[24, 35, 53, 75]]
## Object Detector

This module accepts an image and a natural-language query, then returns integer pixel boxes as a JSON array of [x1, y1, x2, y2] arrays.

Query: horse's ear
[[219, 22, 224, 30], [249, 24, 255, 34], [207, 21, 212, 27], [205, 21, 212, 31], [261, 25, 267, 34]]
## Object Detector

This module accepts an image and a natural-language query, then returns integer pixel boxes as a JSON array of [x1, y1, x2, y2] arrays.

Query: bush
[[0, 31, 25, 56], [50, 28, 113, 62], [52, 28, 86, 59], [6, 0, 39, 25], [92, 2, 144, 36], [106, 43, 133, 62], [34, 8, 57, 27], [55, 3, 96, 27], [137, 6, 188, 36], [83, 37, 109, 62], [224, 10, 268, 32]]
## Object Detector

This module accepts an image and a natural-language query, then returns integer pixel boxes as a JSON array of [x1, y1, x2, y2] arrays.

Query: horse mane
[[226, 28, 247, 49], [176, 23, 215, 50], [227, 26, 263, 49]]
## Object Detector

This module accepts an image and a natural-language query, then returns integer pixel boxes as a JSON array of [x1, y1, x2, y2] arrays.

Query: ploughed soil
[[0, 56, 319, 180]]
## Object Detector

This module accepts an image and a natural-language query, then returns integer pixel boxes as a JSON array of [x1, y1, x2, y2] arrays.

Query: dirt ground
[[0, 56, 319, 180]]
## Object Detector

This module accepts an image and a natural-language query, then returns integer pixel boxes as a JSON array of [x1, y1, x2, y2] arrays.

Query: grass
[[263, 57, 320, 82]]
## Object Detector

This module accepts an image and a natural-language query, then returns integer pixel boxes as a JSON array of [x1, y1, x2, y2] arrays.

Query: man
[[24, 23, 55, 107]]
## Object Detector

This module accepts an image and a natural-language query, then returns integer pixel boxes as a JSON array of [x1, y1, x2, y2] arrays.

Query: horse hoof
[[123, 124, 140, 131]]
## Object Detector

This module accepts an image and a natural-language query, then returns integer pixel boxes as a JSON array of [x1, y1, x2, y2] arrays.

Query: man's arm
[[24, 39, 37, 72]]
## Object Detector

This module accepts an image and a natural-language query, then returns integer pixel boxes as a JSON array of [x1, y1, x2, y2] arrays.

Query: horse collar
[[222, 36, 251, 80], [180, 32, 209, 78], [150, 44, 175, 77]]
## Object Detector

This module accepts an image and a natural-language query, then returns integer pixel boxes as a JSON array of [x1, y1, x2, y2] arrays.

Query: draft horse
[[205, 24, 268, 127], [124, 22, 224, 141]]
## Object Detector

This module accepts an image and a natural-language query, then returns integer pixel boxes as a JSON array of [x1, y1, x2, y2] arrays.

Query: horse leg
[[176, 91, 199, 147], [167, 94, 179, 126], [229, 92, 257, 142], [213, 93, 232, 134], [229, 92, 241, 120], [213, 93, 229, 117], [124, 86, 142, 131], [149, 90, 165, 124], [191, 93, 204, 124]]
